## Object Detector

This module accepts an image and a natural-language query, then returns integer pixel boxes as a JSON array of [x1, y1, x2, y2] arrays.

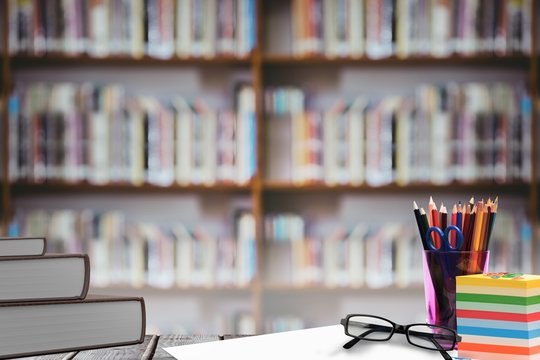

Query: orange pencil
[[479, 202, 488, 251], [473, 201, 484, 251]]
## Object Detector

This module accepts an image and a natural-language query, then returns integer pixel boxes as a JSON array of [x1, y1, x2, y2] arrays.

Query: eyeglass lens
[[407, 324, 455, 351], [347, 316, 394, 340]]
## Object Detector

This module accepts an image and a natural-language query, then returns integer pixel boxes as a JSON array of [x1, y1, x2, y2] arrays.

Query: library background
[[0, 0, 538, 336]]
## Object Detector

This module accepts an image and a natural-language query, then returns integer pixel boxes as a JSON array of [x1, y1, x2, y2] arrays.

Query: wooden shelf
[[92, 284, 255, 295], [263, 54, 531, 69], [9, 54, 530, 68], [262, 181, 531, 194], [10, 181, 253, 195], [10, 181, 530, 195], [262, 54, 530, 67], [10, 54, 253, 68], [262, 283, 423, 293]]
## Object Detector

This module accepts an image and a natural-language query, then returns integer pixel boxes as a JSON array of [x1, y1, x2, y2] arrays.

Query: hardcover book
[[0, 254, 90, 303], [0, 237, 46, 257], [0, 295, 146, 359]]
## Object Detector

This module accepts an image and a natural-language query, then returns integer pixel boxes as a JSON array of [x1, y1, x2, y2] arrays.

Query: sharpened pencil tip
[[413, 201, 419, 209]]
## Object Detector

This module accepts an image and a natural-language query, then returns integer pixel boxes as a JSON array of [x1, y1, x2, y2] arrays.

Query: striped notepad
[[456, 273, 540, 360]]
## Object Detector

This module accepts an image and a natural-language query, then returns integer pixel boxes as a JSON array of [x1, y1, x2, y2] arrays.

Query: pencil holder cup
[[422, 250, 489, 332]]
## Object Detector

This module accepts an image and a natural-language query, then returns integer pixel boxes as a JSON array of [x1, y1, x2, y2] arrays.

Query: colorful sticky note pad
[[456, 273, 540, 360]]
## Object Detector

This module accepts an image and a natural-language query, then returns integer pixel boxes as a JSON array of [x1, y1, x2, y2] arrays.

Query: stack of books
[[0, 236, 146, 359], [456, 273, 540, 360]]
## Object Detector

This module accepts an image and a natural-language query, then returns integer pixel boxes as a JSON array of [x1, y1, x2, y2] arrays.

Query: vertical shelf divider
[[251, 0, 265, 333], [531, 0, 539, 274], [1, 0, 11, 232]]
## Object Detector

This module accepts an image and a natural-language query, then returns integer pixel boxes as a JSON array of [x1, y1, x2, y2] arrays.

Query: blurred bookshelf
[[1, 0, 539, 335]]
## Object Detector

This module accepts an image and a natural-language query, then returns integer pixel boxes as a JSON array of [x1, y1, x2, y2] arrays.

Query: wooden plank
[[152, 335, 220, 360], [72, 335, 159, 360]]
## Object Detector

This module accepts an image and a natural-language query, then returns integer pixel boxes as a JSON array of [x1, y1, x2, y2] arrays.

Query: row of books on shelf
[[163, 310, 255, 335], [265, 316, 305, 333], [161, 313, 294, 335], [9, 209, 256, 288], [265, 82, 531, 185], [9, 0, 256, 58], [0, 237, 146, 359], [2, 209, 533, 290], [291, 0, 531, 58], [264, 211, 532, 288], [178, 313, 298, 336], [8, 83, 256, 186]]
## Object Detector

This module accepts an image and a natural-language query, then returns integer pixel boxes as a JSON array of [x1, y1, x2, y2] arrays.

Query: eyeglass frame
[[340, 314, 461, 360]]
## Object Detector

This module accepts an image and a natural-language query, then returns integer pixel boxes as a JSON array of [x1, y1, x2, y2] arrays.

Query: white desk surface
[[165, 325, 462, 360]]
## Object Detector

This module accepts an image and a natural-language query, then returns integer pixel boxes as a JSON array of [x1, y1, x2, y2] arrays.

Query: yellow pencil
[[478, 202, 488, 251]]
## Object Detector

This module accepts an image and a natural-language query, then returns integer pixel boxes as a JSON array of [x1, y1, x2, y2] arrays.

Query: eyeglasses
[[340, 314, 461, 360]]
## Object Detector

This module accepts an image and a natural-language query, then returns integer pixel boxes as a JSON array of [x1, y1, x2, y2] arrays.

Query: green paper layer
[[457, 293, 540, 306]]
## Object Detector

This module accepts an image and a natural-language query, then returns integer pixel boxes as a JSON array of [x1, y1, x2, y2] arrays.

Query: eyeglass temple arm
[[343, 336, 361, 349], [342, 323, 394, 349], [428, 337, 453, 360]]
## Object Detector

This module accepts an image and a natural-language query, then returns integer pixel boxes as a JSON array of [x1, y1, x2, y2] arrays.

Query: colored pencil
[[478, 202, 488, 251], [428, 196, 436, 227], [466, 207, 476, 251], [440, 203, 447, 230], [456, 203, 462, 231], [472, 202, 484, 251], [486, 197, 498, 249], [462, 203, 470, 250], [429, 197, 440, 248], [420, 207, 430, 239], [413, 201, 428, 250], [451, 204, 457, 246]]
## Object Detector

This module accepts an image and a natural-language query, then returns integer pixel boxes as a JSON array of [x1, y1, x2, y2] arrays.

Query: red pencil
[[451, 204, 457, 246], [429, 197, 440, 248], [428, 196, 436, 227]]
